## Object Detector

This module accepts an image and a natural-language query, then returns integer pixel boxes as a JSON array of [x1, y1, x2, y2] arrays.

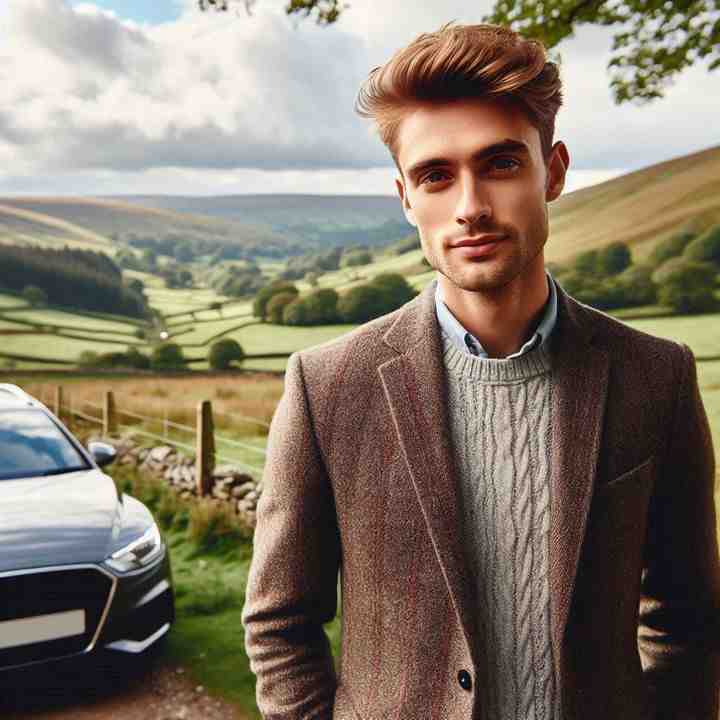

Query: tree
[[337, 285, 385, 323], [126, 278, 145, 295], [341, 249, 373, 268], [573, 249, 602, 276], [209, 338, 245, 370], [370, 273, 417, 306], [198, 0, 346, 25], [22, 285, 47, 306], [486, 0, 719, 104], [142, 248, 158, 272], [598, 242, 632, 276], [683, 224, 720, 266], [151, 343, 186, 370], [650, 228, 696, 267], [253, 282, 299, 320], [301, 288, 339, 324], [282, 297, 309, 325], [654, 259, 718, 314], [174, 241, 194, 263], [267, 292, 299, 324]]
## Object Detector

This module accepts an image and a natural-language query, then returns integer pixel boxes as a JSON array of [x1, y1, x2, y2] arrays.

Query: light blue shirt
[[434, 270, 558, 359]]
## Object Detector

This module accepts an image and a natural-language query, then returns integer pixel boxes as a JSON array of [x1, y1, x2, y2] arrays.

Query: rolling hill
[[545, 145, 720, 264], [0, 144, 717, 263]]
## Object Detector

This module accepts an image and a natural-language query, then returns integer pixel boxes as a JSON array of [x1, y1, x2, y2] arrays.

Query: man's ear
[[395, 177, 417, 227], [545, 141, 570, 202]]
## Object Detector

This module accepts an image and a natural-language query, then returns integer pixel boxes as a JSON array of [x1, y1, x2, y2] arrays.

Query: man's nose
[[455, 175, 491, 228]]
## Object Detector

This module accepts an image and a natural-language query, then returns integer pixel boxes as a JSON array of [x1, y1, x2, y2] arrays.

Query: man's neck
[[438, 263, 550, 359]]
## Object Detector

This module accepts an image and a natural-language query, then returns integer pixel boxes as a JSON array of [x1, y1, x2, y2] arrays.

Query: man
[[242, 23, 720, 720]]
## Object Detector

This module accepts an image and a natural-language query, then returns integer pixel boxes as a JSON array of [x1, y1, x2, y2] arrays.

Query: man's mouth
[[452, 233, 506, 248]]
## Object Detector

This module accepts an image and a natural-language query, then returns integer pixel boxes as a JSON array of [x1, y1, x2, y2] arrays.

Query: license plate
[[0, 609, 86, 649]]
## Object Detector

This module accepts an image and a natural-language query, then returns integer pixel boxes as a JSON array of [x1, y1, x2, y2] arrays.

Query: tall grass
[[17, 373, 284, 438]]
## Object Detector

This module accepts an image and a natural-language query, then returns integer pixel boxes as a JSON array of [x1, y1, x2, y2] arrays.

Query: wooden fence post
[[53, 386, 63, 419], [103, 390, 117, 436], [196, 400, 215, 497]]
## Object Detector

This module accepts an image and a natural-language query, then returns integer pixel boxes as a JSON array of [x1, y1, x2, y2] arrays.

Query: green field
[[221, 322, 357, 356], [0, 293, 28, 309], [2, 308, 143, 335], [171, 318, 261, 347], [144, 287, 231, 316], [624, 314, 720, 358]]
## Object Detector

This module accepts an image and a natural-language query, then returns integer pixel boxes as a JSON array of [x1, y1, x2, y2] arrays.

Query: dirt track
[[0, 653, 248, 720]]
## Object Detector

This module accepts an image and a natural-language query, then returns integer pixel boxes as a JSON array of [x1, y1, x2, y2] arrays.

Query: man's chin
[[439, 267, 518, 293]]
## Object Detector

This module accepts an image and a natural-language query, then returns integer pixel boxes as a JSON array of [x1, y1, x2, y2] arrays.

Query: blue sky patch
[[72, 0, 181, 25]]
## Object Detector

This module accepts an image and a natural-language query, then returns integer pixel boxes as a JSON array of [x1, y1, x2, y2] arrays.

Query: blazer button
[[457, 669, 472, 691]]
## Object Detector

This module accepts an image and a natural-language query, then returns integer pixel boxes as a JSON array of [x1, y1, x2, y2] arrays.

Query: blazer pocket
[[595, 455, 655, 496]]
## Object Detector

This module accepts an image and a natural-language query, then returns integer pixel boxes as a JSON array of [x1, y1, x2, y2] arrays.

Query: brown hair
[[355, 23, 563, 166]]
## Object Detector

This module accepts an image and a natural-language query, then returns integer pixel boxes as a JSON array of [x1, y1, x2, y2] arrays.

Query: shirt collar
[[434, 270, 558, 360]]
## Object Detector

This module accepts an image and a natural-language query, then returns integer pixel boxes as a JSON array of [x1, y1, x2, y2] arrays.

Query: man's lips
[[451, 234, 506, 248]]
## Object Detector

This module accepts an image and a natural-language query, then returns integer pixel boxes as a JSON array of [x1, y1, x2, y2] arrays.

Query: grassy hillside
[[545, 145, 720, 264]]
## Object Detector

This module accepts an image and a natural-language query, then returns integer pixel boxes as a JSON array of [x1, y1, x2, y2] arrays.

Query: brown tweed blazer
[[242, 278, 720, 720]]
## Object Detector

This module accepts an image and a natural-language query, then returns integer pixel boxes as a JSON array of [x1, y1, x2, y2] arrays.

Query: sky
[[0, 0, 716, 197]]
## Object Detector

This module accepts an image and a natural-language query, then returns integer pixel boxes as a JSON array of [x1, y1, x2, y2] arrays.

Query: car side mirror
[[88, 441, 117, 468]]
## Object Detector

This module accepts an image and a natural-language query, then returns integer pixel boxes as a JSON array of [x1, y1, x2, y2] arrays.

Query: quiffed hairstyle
[[355, 23, 563, 165]]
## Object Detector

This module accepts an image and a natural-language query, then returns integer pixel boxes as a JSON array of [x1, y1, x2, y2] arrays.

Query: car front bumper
[[0, 546, 174, 673]]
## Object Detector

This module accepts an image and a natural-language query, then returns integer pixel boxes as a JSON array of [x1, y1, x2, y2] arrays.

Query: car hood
[[0, 469, 121, 573]]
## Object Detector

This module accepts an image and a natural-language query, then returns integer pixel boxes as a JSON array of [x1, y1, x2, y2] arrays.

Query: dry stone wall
[[95, 435, 263, 530]]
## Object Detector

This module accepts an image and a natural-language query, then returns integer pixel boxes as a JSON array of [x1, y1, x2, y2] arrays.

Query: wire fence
[[37, 384, 268, 478]]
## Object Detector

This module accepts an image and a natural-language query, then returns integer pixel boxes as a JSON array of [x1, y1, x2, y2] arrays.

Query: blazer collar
[[379, 275, 609, 676], [381, 276, 595, 357]]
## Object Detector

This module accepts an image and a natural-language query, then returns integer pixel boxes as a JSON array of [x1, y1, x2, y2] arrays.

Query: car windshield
[[0, 408, 90, 480]]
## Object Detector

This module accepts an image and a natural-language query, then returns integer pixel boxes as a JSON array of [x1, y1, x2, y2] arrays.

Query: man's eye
[[420, 170, 449, 185], [491, 157, 520, 172]]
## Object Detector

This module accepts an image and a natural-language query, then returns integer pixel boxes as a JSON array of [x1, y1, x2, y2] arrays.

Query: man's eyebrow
[[406, 140, 530, 179]]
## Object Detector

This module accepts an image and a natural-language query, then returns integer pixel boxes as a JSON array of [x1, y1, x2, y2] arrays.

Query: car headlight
[[105, 523, 164, 573]]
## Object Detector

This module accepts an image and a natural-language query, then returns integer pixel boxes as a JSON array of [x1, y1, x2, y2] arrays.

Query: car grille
[[0, 566, 115, 670]]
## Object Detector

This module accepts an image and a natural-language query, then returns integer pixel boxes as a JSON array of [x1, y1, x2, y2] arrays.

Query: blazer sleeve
[[242, 351, 341, 720], [639, 343, 720, 720]]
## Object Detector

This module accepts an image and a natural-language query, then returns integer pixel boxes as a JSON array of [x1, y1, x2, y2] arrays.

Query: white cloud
[[0, 0, 717, 194]]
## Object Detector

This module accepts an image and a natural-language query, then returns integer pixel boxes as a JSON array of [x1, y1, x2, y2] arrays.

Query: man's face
[[395, 98, 569, 294]]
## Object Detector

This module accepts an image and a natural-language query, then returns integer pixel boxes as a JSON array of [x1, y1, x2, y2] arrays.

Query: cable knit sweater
[[441, 330, 560, 720]]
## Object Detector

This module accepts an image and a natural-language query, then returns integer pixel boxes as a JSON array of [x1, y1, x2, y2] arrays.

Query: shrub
[[266, 292, 298, 324], [151, 343, 185, 370], [341, 249, 373, 268], [76, 347, 150, 369], [208, 338, 244, 370], [252, 282, 299, 320], [650, 228, 696, 267], [573, 249, 602, 276], [336, 273, 417, 323], [370, 273, 417, 307], [282, 297, 309, 325], [337, 285, 384, 323], [300, 288, 339, 325], [598, 242, 632, 276], [188, 498, 247, 552], [655, 259, 718, 314], [683, 225, 720, 266], [22, 285, 47, 306]]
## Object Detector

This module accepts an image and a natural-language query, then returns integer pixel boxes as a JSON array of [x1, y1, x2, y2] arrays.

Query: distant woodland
[[0, 245, 148, 319]]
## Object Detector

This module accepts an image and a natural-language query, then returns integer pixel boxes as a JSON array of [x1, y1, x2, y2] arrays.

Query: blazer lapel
[[548, 286, 609, 676], [378, 281, 479, 664]]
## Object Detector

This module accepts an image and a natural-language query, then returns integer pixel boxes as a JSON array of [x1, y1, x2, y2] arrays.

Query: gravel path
[[0, 652, 249, 720]]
